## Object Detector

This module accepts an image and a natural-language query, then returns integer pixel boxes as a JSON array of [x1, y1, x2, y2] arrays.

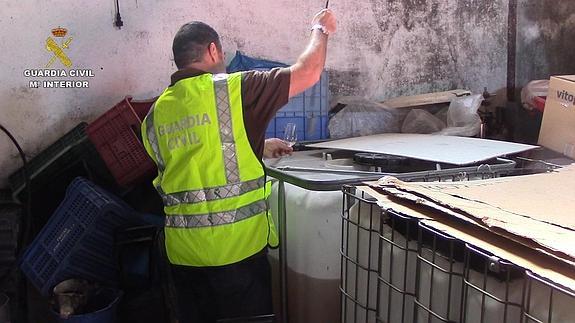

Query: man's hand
[[311, 9, 337, 35], [288, 9, 337, 98], [263, 138, 293, 159]]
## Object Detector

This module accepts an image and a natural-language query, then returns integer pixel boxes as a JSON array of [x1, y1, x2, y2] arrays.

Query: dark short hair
[[172, 21, 221, 69]]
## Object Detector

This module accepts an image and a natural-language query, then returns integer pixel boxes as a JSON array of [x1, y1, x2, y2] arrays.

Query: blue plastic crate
[[20, 177, 145, 296], [225, 52, 329, 141], [265, 71, 329, 141]]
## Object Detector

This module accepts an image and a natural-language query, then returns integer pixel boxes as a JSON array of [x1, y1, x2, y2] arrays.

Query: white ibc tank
[[342, 191, 575, 323], [269, 181, 342, 323]]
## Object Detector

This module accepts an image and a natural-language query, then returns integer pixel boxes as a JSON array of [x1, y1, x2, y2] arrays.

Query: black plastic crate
[[0, 205, 21, 269], [9, 123, 88, 198], [116, 225, 160, 290], [11, 135, 116, 234], [0, 189, 15, 204], [115, 225, 171, 323], [118, 288, 168, 323], [20, 177, 147, 296]]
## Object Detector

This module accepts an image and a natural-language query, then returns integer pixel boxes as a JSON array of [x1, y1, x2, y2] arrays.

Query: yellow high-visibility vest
[[141, 72, 278, 267]]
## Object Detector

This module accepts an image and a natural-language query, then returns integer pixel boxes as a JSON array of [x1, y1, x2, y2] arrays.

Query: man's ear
[[208, 42, 219, 63]]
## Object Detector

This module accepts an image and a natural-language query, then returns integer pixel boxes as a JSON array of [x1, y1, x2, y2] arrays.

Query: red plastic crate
[[128, 96, 157, 121], [87, 97, 156, 187]]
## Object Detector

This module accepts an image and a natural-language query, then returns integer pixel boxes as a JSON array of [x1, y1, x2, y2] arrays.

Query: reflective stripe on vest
[[165, 200, 267, 228], [160, 176, 265, 207], [213, 74, 241, 184], [144, 102, 166, 173]]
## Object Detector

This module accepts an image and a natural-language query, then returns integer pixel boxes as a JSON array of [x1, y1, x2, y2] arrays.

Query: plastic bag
[[401, 109, 446, 134], [328, 96, 406, 139], [434, 107, 449, 124], [436, 94, 483, 137], [521, 80, 549, 111], [226, 51, 288, 73]]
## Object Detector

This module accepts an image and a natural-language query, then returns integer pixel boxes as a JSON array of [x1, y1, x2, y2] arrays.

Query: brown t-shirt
[[170, 67, 291, 159]]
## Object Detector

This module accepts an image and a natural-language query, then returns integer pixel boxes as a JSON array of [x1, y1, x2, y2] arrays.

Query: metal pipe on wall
[[507, 0, 518, 102]]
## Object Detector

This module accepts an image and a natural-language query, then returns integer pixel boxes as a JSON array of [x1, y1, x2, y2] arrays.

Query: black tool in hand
[[325, 0, 329, 8]]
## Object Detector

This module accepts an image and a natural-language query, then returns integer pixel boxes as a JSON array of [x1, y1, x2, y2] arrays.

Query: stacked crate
[[8, 123, 115, 230], [265, 71, 330, 141], [0, 190, 22, 322], [20, 178, 148, 296], [87, 97, 156, 187]]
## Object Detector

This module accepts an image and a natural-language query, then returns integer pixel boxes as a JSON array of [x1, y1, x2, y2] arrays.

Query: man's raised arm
[[288, 9, 337, 98]]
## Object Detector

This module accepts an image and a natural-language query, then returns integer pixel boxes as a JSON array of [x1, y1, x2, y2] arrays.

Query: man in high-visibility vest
[[142, 8, 336, 323]]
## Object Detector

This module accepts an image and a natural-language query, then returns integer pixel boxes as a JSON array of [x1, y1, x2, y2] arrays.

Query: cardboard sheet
[[368, 165, 575, 262], [367, 184, 575, 267], [422, 219, 575, 293], [388, 166, 575, 228], [307, 133, 538, 165], [357, 186, 575, 293]]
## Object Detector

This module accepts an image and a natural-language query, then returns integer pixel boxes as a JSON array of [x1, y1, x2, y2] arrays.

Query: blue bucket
[[52, 288, 123, 323]]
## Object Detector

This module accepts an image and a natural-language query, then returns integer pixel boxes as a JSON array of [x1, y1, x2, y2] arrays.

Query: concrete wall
[[0, 0, 573, 186], [516, 0, 575, 89], [330, 0, 508, 98]]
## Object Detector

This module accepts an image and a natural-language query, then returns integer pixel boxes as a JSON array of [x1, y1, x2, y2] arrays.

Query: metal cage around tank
[[340, 185, 575, 323]]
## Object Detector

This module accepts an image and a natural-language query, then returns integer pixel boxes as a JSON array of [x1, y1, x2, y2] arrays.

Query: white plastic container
[[269, 182, 342, 323], [342, 191, 575, 323]]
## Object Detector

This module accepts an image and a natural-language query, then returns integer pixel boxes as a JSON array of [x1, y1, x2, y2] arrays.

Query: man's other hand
[[263, 138, 293, 159]]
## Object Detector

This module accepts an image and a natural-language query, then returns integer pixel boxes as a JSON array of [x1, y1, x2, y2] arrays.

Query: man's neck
[[188, 63, 224, 74], [170, 64, 226, 86], [170, 67, 206, 86]]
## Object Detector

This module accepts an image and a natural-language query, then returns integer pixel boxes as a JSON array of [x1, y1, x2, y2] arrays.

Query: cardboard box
[[538, 75, 575, 158]]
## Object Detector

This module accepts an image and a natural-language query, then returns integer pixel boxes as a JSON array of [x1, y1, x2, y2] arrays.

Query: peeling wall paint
[[0, 0, 573, 186]]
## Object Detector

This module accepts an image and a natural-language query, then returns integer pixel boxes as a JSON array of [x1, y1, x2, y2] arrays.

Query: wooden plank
[[307, 133, 537, 165], [381, 89, 471, 109]]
